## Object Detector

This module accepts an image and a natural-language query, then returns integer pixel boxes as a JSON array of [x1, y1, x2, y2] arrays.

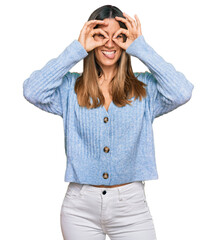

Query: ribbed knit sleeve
[[126, 35, 194, 122], [23, 40, 88, 117]]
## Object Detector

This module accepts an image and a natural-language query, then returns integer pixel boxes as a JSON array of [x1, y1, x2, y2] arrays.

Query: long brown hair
[[74, 5, 147, 109]]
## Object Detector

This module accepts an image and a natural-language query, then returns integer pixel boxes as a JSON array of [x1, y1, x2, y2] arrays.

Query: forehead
[[97, 18, 120, 33]]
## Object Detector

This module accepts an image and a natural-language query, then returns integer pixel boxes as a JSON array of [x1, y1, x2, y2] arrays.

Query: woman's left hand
[[112, 12, 142, 50]]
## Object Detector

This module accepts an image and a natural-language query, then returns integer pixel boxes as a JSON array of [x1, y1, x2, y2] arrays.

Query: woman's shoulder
[[134, 71, 150, 85], [134, 71, 158, 98], [63, 72, 81, 88]]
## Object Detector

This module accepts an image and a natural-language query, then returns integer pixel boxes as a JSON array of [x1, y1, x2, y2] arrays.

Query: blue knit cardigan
[[23, 35, 194, 185]]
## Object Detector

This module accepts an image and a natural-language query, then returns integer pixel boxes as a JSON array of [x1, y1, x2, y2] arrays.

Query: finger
[[112, 38, 125, 49], [92, 28, 109, 38], [113, 28, 128, 39], [86, 19, 108, 26], [84, 20, 103, 30], [134, 14, 142, 33], [123, 12, 137, 29], [115, 16, 132, 30], [85, 20, 108, 31], [96, 38, 109, 47]]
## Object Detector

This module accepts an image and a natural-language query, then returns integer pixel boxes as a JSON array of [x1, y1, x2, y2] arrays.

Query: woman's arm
[[23, 40, 88, 117], [126, 35, 194, 122]]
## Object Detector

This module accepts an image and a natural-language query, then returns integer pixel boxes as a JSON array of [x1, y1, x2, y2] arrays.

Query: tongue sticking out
[[102, 52, 115, 59]]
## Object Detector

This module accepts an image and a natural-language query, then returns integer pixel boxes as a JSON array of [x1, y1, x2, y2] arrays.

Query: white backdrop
[[1, 0, 216, 239]]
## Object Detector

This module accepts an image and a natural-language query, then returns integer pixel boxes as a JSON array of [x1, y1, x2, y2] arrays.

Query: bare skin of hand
[[78, 20, 110, 52], [112, 12, 142, 50]]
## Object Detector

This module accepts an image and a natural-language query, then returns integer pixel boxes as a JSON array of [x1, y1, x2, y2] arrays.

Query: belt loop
[[118, 188, 123, 201], [141, 182, 146, 200], [141, 181, 145, 191], [79, 184, 85, 196]]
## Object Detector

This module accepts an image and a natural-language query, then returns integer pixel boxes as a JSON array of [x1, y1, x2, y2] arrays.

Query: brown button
[[103, 172, 109, 179], [104, 146, 110, 153], [104, 117, 109, 123]]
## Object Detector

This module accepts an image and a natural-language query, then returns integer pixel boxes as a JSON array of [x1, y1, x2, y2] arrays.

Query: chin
[[99, 58, 119, 66]]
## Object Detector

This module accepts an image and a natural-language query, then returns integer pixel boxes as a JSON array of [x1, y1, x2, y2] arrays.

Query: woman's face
[[94, 18, 124, 68]]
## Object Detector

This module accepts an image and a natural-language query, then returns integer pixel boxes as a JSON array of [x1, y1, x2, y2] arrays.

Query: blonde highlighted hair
[[74, 5, 147, 109]]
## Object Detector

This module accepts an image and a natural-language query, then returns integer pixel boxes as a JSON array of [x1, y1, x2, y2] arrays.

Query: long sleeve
[[23, 40, 88, 117], [126, 35, 194, 122]]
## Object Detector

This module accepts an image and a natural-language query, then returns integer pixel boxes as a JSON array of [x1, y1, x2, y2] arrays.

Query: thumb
[[96, 38, 108, 48], [103, 38, 109, 44], [112, 38, 119, 45], [112, 38, 121, 47], [112, 38, 117, 43]]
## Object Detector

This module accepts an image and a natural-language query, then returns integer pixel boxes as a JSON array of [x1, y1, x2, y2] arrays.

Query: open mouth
[[101, 50, 116, 59]]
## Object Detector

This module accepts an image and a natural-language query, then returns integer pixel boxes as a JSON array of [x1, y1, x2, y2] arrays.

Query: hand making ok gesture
[[112, 12, 142, 50]]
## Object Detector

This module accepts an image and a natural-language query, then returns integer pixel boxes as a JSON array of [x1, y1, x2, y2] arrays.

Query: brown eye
[[98, 34, 105, 38]]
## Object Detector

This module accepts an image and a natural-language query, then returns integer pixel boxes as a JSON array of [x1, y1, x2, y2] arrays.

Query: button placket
[[102, 113, 111, 182]]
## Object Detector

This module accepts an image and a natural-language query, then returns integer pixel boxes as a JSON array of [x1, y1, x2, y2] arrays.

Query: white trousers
[[60, 181, 157, 240]]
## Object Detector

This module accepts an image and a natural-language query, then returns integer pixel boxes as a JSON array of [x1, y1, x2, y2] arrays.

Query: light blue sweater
[[23, 35, 194, 185]]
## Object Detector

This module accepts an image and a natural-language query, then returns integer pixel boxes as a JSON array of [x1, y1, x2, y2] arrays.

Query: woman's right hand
[[78, 20, 109, 53]]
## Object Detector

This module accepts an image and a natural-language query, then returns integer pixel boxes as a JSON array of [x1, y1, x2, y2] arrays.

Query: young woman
[[23, 5, 194, 240]]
